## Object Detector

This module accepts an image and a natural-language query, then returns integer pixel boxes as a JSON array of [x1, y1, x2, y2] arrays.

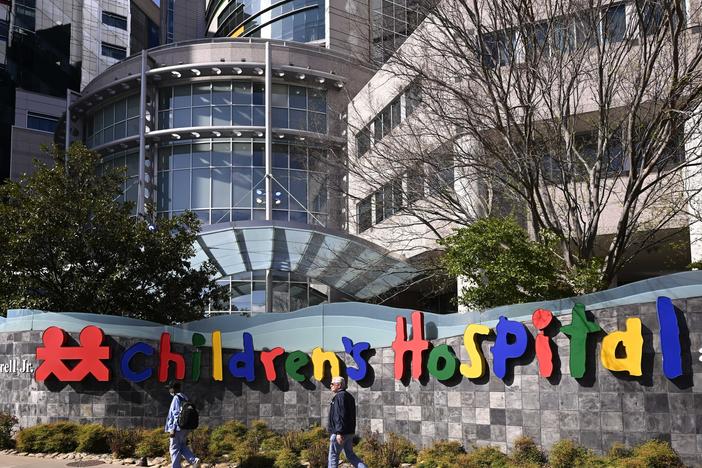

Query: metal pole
[[264, 42, 273, 312], [64, 89, 71, 154], [137, 49, 148, 217]]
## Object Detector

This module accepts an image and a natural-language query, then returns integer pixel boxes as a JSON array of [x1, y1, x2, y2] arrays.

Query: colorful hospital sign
[[34, 296, 686, 385]]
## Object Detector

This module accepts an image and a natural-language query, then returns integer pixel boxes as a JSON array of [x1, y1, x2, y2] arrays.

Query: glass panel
[[158, 88, 172, 110], [194, 210, 209, 224], [308, 89, 325, 112], [272, 84, 288, 107], [273, 169, 288, 209], [290, 284, 307, 310], [158, 111, 171, 130], [126, 118, 140, 136], [113, 121, 126, 139], [289, 86, 306, 109], [252, 282, 266, 312], [290, 211, 307, 223], [191, 169, 210, 209], [104, 103, 115, 126], [212, 83, 232, 105], [232, 106, 252, 125], [232, 167, 252, 207], [173, 108, 190, 127], [212, 106, 231, 126], [309, 283, 327, 306], [157, 172, 169, 211], [272, 107, 288, 128], [211, 209, 230, 224], [253, 106, 265, 126], [233, 142, 251, 166], [253, 143, 265, 166], [158, 146, 171, 171], [126, 151, 139, 177], [193, 84, 211, 105], [127, 95, 140, 117], [233, 209, 251, 221], [309, 112, 326, 133], [272, 282, 289, 312], [290, 170, 307, 210], [172, 170, 190, 210], [173, 85, 191, 108], [212, 142, 231, 166], [172, 144, 190, 169], [290, 146, 307, 169], [192, 106, 211, 126], [309, 173, 327, 213], [272, 144, 288, 168], [253, 168, 265, 208], [233, 82, 252, 104], [231, 282, 252, 311], [192, 143, 210, 167], [253, 83, 265, 105], [290, 109, 306, 130], [212, 167, 230, 208]]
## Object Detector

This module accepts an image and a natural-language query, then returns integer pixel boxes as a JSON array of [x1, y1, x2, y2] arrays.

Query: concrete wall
[[1, 295, 701, 465]]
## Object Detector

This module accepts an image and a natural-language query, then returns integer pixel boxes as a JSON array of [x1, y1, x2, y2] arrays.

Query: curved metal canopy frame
[[191, 220, 420, 300]]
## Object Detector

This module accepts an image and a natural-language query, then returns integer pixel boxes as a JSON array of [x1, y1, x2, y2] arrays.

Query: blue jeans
[[328, 434, 367, 468], [169, 430, 197, 468]]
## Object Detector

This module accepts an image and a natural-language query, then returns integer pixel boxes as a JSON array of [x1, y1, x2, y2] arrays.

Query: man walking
[[165, 380, 201, 468], [328, 376, 367, 468]]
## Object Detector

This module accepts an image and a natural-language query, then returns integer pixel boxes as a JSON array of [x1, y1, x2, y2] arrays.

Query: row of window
[[211, 270, 328, 313], [27, 112, 58, 133], [355, 81, 421, 156], [216, 0, 324, 43], [481, 1, 674, 67], [14, 0, 35, 32], [102, 11, 128, 31], [356, 158, 454, 233], [357, 179, 403, 232], [86, 95, 140, 148], [371, 0, 423, 63], [155, 140, 328, 226], [101, 42, 127, 60], [157, 82, 327, 132]]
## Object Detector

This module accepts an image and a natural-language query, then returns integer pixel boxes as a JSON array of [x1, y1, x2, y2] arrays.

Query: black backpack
[[176, 395, 199, 430]]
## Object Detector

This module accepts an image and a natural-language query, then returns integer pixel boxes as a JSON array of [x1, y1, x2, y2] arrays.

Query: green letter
[[560, 304, 601, 378]]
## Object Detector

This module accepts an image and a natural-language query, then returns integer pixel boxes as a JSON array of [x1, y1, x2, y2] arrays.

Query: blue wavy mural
[[1, 271, 701, 352]]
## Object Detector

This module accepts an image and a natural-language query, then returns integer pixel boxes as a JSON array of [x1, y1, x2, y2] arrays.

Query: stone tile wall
[[0, 297, 701, 465]]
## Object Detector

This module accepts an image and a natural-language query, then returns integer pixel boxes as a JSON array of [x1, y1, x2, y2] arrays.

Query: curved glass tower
[[63, 38, 418, 314], [205, 0, 325, 42]]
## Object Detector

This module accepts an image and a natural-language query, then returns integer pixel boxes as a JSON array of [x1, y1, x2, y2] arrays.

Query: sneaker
[[192, 458, 201, 468]]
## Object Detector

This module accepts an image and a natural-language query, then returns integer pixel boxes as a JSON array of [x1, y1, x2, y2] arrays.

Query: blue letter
[[490, 316, 528, 380], [120, 342, 154, 382], [657, 296, 683, 379], [342, 337, 370, 381], [228, 332, 255, 382]]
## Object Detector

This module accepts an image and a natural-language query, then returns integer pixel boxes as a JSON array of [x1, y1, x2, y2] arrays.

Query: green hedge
[[7, 416, 688, 468]]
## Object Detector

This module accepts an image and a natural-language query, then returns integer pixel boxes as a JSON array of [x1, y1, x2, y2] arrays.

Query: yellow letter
[[600, 318, 643, 376], [460, 324, 491, 379], [212, 330, 223, 381], [312, 347, 340, 381]]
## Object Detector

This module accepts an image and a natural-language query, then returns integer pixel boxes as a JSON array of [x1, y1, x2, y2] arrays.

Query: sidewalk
[[0, 453, 128, 467]]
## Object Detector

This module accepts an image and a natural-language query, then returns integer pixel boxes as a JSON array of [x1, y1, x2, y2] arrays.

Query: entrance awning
[[191, 221, 420, 300]]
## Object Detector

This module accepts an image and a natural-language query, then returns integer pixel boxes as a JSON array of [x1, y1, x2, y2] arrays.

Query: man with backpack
[[165, 380, 201, 468]]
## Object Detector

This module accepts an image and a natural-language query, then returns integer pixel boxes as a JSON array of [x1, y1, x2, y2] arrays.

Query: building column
[[686, 112, 702, 265]]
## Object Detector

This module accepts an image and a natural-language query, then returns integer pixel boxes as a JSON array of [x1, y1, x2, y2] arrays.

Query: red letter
[[158, 332, 185, 382], [392, 311, 429, 380], [532, 309, 554, 378], [260, 347, 285, 381]]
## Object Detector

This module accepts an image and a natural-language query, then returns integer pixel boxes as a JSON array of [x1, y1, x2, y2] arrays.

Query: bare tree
[[346, 0, 702, 288]]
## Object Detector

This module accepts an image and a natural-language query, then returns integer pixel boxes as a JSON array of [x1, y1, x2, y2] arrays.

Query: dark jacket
[[328, 389, 356, 435]]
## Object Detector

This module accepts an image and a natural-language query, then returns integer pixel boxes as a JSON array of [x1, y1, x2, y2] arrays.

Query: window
[[101, 42, 127, 60], [0, 20, 9, 40], [102, 11, 128, 30], [603, 4, 626, 42], [356, 125, 371, 156], [405, 81, 422, 116], [641, 0, 665, 36], [357, 195, 372, 232], [14, 3, 36, 32], [27, 112, 58, 133], [482, 30, 515, 67]]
